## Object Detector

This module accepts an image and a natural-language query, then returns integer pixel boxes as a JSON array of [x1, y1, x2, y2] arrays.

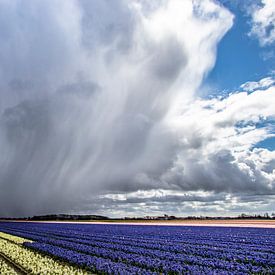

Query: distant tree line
[[127, 213, 275, 220], [0, 214, 109, 221], [1, 213, 274, 221], [237, 213, 275, 219]]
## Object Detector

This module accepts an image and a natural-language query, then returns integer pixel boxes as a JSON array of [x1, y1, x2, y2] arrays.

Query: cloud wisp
[[248, 0, 275, 46], [0, 0, 274, 217], [240, 76, 275, 92]]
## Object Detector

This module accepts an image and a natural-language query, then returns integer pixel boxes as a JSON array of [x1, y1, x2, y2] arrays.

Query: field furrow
[[0, 254, 21, 275]]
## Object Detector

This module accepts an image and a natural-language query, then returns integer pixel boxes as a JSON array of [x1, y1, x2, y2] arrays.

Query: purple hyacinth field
[[0, 221, 274, 274]]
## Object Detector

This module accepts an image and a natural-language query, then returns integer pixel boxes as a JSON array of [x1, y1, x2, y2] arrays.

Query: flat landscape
[[0, 221, 274, 274], [17, 219, 275, 228], [1, 1, 275, 274], [86, 219, 275, 228]]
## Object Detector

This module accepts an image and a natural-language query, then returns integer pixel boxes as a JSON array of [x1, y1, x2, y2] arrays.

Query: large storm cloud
[[0, 0, 274, 217]]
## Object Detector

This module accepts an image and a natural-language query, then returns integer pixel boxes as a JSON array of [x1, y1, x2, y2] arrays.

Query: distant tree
[[264, 212, 270, 219]]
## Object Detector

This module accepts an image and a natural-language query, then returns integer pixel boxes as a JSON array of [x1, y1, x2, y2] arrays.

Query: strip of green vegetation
[[0, 232, 89, 274]]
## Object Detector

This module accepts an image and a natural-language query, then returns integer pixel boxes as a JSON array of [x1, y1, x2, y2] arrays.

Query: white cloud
[[76, 77, 275, 217], [1, 1, 274, 217], [240, 76, 275, 91], [163, 79, 275, 194], [0, 0, 234, 217], [248, 0, 275, 46]]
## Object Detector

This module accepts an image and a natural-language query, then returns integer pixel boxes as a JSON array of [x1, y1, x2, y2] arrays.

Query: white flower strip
[[0, 232, 88, 275], [0, 257, 17, 275], [0, 231, 31, 244]]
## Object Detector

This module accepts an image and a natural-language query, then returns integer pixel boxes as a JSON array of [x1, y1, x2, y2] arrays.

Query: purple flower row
[[0, 221, 274, 274], [2, 228, 274, 273]]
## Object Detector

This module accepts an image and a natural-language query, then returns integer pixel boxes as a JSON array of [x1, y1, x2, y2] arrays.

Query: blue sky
[[207, 1, 274, 92], [256, 137, 275, 151], [206, 0, 275, 151]]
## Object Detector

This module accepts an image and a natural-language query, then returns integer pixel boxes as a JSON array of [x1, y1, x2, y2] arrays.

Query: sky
[[0, 0, 274, 218]]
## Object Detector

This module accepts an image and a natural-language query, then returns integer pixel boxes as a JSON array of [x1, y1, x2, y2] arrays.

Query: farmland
[[0, 222, 274, 274]]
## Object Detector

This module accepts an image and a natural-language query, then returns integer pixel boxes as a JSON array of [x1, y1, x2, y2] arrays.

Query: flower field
[[0, 256, 17, 275], [0, 222, 274, 274], [0, 231, 86, 274]]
